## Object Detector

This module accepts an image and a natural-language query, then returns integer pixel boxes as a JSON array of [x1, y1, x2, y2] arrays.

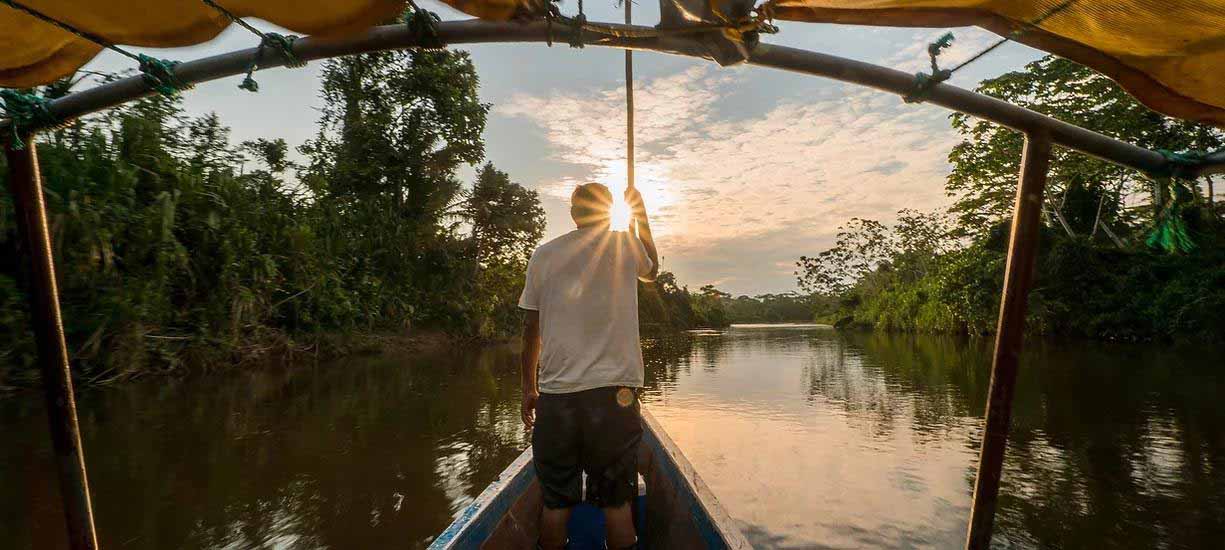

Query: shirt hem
[[539, 380, 644, 394]]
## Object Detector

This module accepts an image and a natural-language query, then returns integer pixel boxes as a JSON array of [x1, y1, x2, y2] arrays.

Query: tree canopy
[[797, 55, 1225, 341]]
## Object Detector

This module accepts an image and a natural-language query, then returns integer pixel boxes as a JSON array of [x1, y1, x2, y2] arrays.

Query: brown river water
[[3, 325, 1224, 549]]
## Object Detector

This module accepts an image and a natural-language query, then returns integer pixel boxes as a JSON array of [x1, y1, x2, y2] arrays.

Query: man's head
[[570, 182, 613, 228]]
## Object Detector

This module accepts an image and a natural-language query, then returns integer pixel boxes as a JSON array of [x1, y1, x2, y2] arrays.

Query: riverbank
[[808, 235, 1225, 343], [0, 328, 478, 394]]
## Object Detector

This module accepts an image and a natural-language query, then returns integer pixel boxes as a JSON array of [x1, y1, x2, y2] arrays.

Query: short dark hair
[[571, 182, 613, 227]]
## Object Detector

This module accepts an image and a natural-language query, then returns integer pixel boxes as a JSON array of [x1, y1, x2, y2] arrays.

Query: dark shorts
[[532, 386, 642, 509]]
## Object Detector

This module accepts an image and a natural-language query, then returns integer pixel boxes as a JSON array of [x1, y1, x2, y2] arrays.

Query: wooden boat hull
[[430, 409, 749, 549]]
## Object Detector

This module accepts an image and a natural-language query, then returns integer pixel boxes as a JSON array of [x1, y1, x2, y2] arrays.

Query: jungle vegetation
[[0, 49, 548, 387], [797, 56, 1225, 341], [0, 47, 750, 389]]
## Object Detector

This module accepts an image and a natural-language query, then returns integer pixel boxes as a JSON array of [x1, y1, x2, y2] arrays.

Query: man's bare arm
[[520, 309, 542, 428], [627, 188, 660, 282]]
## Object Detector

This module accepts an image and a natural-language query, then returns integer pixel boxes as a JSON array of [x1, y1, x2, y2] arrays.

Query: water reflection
[[3, 327, 1224, 549], [645, 327, 1225, 549], [1, 346, 528, 550]]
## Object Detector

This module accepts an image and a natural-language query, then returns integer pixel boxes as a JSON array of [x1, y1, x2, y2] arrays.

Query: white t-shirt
[[518, 226, 654, 394]]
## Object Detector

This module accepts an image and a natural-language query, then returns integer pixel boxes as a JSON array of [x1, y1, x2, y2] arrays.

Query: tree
[[796, 218, 894, 296], [946, 56, 1223, 240], [792, 57, 1225, 339], [297, 48, 491, 329], [0, 45, 549, 382], [461, 163, 546, 336], [241, 138, 292, 173], [465, 162, 545, 267]]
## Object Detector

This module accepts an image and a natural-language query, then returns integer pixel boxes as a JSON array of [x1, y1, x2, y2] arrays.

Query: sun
[[598, 161, 675, 232]]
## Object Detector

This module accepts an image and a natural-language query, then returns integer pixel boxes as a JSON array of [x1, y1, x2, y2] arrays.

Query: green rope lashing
[[899, 1, 1078, 105], [904, 32, 954, 104], [137, 54, 189, 97], [1153, 148, 1220, 180], [0, 90, 59, 149], [265, 33, 305, 67], [200, 1, 303, 92], [1141, 147, 1225, 252], [238, 33, 304, 92], [1146, 177, 1197, 254], [405, 8, 445, 50]]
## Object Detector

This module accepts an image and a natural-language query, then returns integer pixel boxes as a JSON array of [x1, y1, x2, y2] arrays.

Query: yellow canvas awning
[[0, 0, 407, 88], [2, 0, 1224, 126], [765, 0, 1225, 126]]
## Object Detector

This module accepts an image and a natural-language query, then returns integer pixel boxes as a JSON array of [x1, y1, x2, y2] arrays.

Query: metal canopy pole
[[0, 20, 1210, 178], [964, 131, 1052, 550], [4, 135, 100, 550], [745, 43, 1171, 173]]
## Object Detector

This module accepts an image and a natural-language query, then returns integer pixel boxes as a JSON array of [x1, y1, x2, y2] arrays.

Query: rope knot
[[1153, 148, 1211, 180], [0, 89, 60, 149], [236, 32, 305, 92], [569, 12, 587, 48], [263, 32, 305, 68], [405, 8, 445, 49], [138, 54, 189, 97], [904, 32, 955, 103]]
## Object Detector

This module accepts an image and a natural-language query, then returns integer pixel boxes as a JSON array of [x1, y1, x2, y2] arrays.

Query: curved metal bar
[[0, 18, 1208, 177], [748, 43, 1171, 174], [17, 20, 702, 128]]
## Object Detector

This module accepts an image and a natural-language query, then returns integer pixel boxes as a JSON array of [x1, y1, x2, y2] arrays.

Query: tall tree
[[465, 162, 545, 267], [946, 56, 1223, 240], [298, 48, 490, 327], [460, 162, 546, 336]]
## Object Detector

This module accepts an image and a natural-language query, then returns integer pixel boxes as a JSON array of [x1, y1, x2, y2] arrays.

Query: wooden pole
[[624, 0, 635, 192], [4, 135, 100, 550], [965, 131, 1052, 550]]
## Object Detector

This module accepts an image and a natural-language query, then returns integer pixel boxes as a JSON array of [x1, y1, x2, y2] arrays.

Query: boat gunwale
[[428, 407, 749, 549], [429, 446, 537, 549]]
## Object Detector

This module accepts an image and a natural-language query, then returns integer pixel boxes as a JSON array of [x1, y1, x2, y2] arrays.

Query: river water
[[3, 325, 1223, 549]]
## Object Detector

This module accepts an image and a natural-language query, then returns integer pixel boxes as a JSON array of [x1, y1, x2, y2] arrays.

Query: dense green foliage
[[637, 276, 823, 329], [0, 49, 546, 387], [638, 272, 730, 331], [721, 291, 824, 323], [798, 57, 1225, 341]]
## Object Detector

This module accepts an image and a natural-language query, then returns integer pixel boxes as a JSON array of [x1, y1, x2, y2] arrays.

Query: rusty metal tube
[[5, 136, 100, 550]]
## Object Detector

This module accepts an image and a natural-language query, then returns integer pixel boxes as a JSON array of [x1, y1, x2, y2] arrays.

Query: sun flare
[[596, 161, 675, 232]]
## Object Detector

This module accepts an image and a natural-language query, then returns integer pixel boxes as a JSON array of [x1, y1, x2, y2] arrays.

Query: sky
[[76, 1, 1045, 296]]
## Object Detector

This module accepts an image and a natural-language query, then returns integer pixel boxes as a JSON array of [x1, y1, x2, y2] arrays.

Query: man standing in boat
[[518, 182, 659, 550]]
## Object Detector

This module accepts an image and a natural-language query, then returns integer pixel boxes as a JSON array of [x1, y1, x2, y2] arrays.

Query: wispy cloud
[[499, 60, 965, 294]]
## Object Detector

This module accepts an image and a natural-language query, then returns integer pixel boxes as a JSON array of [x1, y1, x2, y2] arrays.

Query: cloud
[[499, 62, 964, 295]]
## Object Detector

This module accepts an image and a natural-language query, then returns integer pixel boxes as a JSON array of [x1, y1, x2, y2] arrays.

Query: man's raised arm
[[626, 187, 660, 282]]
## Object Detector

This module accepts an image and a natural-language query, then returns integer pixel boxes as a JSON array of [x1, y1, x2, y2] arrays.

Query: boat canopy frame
[[4, 18, 1222, 550]]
